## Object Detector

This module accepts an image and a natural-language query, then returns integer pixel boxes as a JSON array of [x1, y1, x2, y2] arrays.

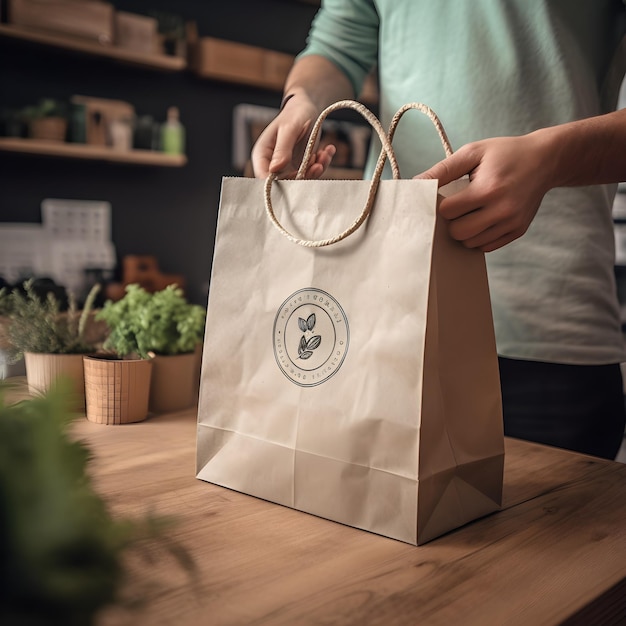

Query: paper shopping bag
[[196, 101, 504, 545]]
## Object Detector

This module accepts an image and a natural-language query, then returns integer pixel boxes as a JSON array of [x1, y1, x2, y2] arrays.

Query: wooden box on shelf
[[8, 0, 115, 44], [114, 11, 158, 55], [191, 37, 294, 91], [70, 95, 135, 147]]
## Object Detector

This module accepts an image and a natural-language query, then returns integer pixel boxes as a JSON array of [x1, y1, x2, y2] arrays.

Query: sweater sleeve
[[297, 0, 379, 96]]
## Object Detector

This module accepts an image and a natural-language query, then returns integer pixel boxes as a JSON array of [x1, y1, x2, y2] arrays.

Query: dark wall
[[0, 0, 319, 304]]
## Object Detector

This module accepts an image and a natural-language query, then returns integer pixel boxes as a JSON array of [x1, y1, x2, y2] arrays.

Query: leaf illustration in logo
[[297, 337, 306, 358], [307, 314, 316, 331], [306, 335, 321, 351], [298, 333, 317, 360], [298, 317, 308, 332]]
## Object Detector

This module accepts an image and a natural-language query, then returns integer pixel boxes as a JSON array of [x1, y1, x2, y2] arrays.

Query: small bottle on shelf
[[160, 106, 185, 155]]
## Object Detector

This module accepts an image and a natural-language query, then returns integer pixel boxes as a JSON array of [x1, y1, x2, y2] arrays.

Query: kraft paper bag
[[196, 101, 504, 545]]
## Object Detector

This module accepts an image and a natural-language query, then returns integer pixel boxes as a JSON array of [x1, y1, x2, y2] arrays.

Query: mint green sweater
[[301, 0, 626, 364]]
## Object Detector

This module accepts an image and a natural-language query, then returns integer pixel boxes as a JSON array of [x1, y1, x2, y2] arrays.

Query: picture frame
[[232, 103, 372, 178]]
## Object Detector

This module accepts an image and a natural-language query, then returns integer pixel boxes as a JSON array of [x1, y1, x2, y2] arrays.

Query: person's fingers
[[480, 231, 523, 252], [304, 144, 336, 178], [305, 162, 325, 179], [447, 213, 525, 250], [445, 203, 495, 243], [437, 185, 488, 220], [442, 194, 534, 251]]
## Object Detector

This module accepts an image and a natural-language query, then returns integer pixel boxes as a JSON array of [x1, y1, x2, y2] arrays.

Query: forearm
[[283, 55, 355, 114], [534, 108, 626, 188]]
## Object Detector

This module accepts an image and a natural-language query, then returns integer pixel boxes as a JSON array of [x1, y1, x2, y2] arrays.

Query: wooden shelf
[[0, 23, 376, 101], [0, 24, 186, 71], [0, 137, 187, 167], [190, 37, 378, 103]]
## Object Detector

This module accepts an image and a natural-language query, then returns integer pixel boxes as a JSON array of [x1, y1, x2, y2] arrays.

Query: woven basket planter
[[83, 355, 152, 425]]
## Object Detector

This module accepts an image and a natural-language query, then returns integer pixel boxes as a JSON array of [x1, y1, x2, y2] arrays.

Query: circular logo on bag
[[273, 288, 349, 387]]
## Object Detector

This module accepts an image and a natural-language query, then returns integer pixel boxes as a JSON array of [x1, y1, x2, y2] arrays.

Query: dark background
[[0, 0, 321, 304], [1, 0, 625, 328]]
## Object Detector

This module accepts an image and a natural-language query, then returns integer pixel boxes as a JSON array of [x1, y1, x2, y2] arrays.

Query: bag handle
[[264, 100, 452, 248], [295, 99, 400, 181], [264, 99, 399, 248], [387, 102, 453, 160]]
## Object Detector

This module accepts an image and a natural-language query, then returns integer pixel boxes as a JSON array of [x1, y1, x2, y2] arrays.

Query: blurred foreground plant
[[0, 381, 195, 625]]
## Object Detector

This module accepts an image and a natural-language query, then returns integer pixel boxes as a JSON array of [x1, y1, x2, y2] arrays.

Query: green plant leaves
[[96, 284, 206, 358], [0, 279, 100, 360]]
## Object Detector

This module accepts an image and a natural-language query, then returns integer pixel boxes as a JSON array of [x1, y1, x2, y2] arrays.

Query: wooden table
[[69, 407, 626, 626]]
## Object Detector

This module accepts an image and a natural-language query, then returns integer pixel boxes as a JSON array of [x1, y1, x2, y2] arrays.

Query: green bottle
[[161, 106, 185, 155]]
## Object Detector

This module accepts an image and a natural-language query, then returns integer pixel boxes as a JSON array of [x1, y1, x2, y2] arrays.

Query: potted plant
[[0, 278, 102, 411], [95, 283, 206, 415], [83, 285, 154, 425], [0, 382, 194, 624], [22, 97, 68, 142]]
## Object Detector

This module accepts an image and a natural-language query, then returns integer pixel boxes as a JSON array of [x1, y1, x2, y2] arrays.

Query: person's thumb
[[268, 149, 292, 173], [269, 119, 312, 174], [414, 150, 474, 187]]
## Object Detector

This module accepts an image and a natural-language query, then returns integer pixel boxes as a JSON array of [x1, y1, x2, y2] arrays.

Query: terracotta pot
[[24, 352, 86, 411], [149, 350, 201, 413], [29, 117, 67, 142], [83, 355, 152, 425]]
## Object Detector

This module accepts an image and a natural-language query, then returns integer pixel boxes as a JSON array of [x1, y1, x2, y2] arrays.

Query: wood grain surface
[[65, 407, 626, 626]]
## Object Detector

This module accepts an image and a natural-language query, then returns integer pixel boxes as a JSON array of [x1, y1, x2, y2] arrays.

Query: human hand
[[415, 133, 554, 252], [251, 96, 336, 179]]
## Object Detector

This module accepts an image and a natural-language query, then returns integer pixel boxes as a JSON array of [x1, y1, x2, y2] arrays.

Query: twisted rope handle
[[264, 100, 399, 248], [295, 99, 400, 181], [264, 100, 454, 248], [388, 102, 453, 158]]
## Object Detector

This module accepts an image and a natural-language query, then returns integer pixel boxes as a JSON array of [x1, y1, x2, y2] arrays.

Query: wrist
[[527, 126, 571, 190], [280, 93, 296, 112], [280, 82, 340, 119]]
